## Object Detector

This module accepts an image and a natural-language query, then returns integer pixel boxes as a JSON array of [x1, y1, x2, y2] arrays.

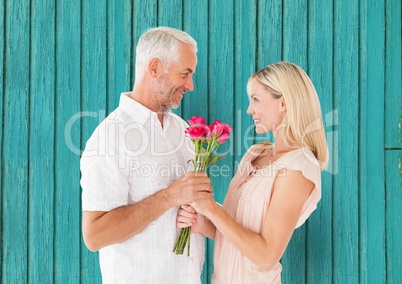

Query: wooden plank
[[107, 0, 132, 112], [257, 0, 282, 68], [333, 0, 359, 282], [359, 0, 386, 282], [81, 0, 107, 282], [306, 1, 334, 282], [2, 0, 30, 282], [0, 0, 4, 277], [182, 2, 209, 281], [207, 0, 235, 282], [182, 0, 208, 123], [54, 0, 81, 282], [385, 0, 402, 148], [28, 0, 55, 282], [157, 0, 183, 117], [157, 0, 182, 29], [385, 150, 402, 283], [208, 0, 235, 207], [234, 0, 257, 163], [182, 2, 209, 280], [254, 0, 283, 145], [281, 1, 308, 282], [132, 1, 157, 88]]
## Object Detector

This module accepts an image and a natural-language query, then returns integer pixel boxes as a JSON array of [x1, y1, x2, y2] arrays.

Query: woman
[[177, 61, 328, 283]]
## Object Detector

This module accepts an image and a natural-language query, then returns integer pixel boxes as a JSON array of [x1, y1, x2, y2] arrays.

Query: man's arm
[[82, 172, 212, 251]]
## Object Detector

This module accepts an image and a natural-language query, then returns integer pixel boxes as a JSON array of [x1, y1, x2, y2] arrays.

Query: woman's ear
[[148, 58, 162, 78], [280, 96, 287, 111]]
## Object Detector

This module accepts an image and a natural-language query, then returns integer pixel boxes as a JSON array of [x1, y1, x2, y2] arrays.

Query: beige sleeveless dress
[[212, 146, 322, 284]]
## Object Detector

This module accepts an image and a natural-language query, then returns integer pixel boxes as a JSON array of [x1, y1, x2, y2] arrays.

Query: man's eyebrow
[[183, 68, 194, 73]]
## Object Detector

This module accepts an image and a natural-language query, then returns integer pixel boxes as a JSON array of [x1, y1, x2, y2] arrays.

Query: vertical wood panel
[[386, 150, 402, 283], [333, 0, 359, 282], [234, 0, 256, 163], [107, 0, 132, 112], [208, 0, 235, 281], [182, 0, 209, 121], [0, 2, 400, 284], [182, 3, 210, 281], [157, 0, 182, 29], [385, 0, 402, 149], [0, 0, 4, 277], [158, 0, 183, 117], [54, 0, 81, 282], [281, 1, 308, 282], [360, 0, 386, 282], [2, 1, 30, 282], [257, 0, 282, 68], [132, 1, 157, 86], [81, 1, 107, 283], [306, 1, 334, 282], [208, 0, 235, 202], [28, 0, 55, 282]]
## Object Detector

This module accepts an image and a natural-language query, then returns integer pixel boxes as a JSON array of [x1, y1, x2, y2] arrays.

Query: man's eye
[[182, 73, 189, 78], [253, 98, 259, 102]]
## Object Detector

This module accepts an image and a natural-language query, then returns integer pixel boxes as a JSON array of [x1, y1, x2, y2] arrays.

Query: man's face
[[155, 43, 197, 109]]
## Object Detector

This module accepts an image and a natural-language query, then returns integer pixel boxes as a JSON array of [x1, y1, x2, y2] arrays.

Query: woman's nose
[[247, 104, 253, 115]]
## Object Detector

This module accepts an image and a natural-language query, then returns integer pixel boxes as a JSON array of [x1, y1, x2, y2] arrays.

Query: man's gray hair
[[135, 27, 198, 83]]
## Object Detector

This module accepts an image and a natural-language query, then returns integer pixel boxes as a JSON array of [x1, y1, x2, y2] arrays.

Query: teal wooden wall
[[1, 0, 401, 283]]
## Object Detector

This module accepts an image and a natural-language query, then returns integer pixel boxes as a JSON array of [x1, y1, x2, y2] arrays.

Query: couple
[[80, 27, 328, 284]]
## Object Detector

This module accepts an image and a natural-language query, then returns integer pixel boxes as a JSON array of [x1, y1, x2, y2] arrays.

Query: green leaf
[[216, 154, 227, 161], [208, 155, 218, 165]]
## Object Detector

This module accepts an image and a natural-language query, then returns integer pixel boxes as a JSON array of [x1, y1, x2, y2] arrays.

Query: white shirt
[[81, 92, 205, 283]]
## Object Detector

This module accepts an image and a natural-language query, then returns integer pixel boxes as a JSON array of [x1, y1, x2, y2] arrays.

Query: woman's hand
[[190, 196, 216, 217]]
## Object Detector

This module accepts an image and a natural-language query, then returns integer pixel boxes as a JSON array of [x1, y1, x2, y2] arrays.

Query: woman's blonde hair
[[251, 61, 328, 170]]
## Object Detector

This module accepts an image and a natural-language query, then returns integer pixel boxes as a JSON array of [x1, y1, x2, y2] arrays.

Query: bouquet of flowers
[[173, 116, 232, 256]]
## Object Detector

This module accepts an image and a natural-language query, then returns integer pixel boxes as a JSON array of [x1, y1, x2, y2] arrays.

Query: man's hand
[[166, 171, 212, 206]]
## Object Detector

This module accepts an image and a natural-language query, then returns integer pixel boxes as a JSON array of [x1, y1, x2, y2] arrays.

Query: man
[[80, 27, 212, 283]]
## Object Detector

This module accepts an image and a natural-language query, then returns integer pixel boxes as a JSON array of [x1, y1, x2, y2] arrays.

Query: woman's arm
[[191, 169, 314, 271]]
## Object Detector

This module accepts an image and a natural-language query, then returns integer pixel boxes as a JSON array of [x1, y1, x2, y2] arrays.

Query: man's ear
[[148, 58, 162, 78]]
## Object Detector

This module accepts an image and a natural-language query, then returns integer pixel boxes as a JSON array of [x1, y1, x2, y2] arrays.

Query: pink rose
[[188, 116, 206, 126], [209, 120, 232, 143], [185, 125, 209, 140]]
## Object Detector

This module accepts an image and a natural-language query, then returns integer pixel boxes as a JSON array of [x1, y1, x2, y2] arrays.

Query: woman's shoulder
[[246, 142, 273, 156], [284, 147, 320, 169]]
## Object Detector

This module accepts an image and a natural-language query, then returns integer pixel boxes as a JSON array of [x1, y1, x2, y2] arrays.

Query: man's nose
[[185, 77, 194, 92]]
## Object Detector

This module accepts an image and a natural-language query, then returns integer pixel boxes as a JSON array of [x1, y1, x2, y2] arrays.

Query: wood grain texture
[[54, 0, 82, 282], [0, 1, 400, 284], [207, 0, 235, 281], [306, 0, 334, 282], [385, 150, 402, 283], [0, 0, 4, 278], [28, 0, 56, 282], [280, 1, 308, 282], [385, 0, 402, 149], [182, 0, 209, 123], [107, 0, 132, 112], [360, 0, 386, 282], [2, 1, 30, 282], [333, 0, 360, 282], [158, 0, 183, 117], [80, 0, 107, 283], [131, 0, 157, 89], [182, 2, 210, 280], [234, 0, 256, 163]]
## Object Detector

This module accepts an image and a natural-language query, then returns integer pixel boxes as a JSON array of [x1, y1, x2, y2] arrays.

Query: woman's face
[[246, 78, 286, 134]]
